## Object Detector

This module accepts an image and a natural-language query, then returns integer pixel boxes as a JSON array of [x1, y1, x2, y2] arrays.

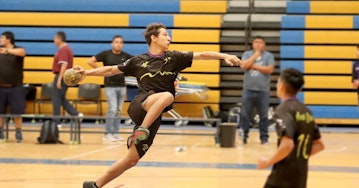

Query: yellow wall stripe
[[306, 16, 353, 29], [304, 46, 357, 59], [183, 60, 220, 73], [180, 0, 227, 13], [304, 31, 359, 44], [304, 61, 353, 74], [172, 29, 220, 43], [311, 1, 359, 14], [304, 92, 357, 105], [174, 15, 222, 28], [304, 76, 352, 89]]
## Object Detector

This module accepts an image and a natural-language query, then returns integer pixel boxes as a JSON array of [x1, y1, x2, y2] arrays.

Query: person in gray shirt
[[240, 36, 275, 145]]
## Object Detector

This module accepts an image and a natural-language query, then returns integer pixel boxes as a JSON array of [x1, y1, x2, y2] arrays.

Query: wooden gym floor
[[0, 123, 358, 188]]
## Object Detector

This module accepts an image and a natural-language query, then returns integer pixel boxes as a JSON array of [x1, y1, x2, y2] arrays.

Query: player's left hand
[[224, 54, 241, 66], [257, 157, 271, 169], [56, 80, 62, 89]]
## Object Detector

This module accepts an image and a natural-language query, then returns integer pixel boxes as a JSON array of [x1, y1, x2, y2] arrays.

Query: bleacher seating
[[219, 0, 286, 111], [281, 0, 359, 125], [287, 1, 359, 15], [0, 0, 227, 118]]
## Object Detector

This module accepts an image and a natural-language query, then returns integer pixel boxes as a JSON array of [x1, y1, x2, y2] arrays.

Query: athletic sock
[[139, 125, 148, 129]]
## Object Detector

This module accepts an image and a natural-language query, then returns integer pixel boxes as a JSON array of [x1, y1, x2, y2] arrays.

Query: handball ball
[[63, 67, 83, 86]]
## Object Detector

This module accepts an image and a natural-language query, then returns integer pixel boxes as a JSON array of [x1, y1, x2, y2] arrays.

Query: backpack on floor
[[37, 120, 63, 144], [203, 106, 216, 127]]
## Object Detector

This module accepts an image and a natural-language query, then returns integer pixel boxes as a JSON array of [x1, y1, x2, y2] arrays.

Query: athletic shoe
[[83, 181, 97, 188], [261, 140, 269, 145], [238, 128, 243, 138], [113, 134, 124, 141], [15, 129, 22, 143], [103, 133, 116, 142], [129, 126, 150, 145], [242, 138, 247, 145], [78, 113, 84, 122]]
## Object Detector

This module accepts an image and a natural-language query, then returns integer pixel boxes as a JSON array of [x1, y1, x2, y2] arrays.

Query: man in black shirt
[[80, 23, 241, 188], [257, 68, 325, 188], [88, 35, 132, 142], [0, 31, 26, 143]]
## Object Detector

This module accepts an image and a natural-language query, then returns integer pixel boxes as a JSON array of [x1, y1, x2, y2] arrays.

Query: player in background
[[88, 35, 132, 142], [257, 68, 325, 188]]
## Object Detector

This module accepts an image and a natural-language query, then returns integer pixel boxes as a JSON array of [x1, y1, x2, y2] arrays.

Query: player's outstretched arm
[[192, 52, 241, 67], [75, 65, 122, 77], [310, 138, 325, 156], [257, 136, 294, 169]]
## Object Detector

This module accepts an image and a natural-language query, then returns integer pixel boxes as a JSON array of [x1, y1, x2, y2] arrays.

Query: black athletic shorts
[[127, 91, 172, 158], [264, 183, 281, 188], [0, 85, 26, 115]]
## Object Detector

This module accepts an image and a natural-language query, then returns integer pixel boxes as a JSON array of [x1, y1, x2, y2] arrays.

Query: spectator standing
[[0, 31, 26, 142], [239, 36, 275, 145], [88, 35, 132, 141], [52, 31, 82, 123]]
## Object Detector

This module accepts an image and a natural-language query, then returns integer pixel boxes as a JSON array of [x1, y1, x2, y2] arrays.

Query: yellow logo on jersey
[[141, 61, 149, 68], [140, 70, 176, 80], [295, 112, 314, 123], [164, 57, 171, 64]]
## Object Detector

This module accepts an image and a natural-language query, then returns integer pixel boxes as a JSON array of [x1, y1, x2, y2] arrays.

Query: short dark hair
[[252, 35, 265, 43], [112, 35, 123, 42], [279, 68, 304, 95], [56, 31, 66, 42], [143, 23, 166, 46], [2, 31, 15, 45]]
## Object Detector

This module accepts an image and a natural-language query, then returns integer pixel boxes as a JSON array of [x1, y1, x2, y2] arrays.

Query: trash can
[[219, 122, 237, 147]]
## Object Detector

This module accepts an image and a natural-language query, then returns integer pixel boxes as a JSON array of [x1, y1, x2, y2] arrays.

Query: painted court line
[[62, 145, 122, 160], [0, 158, 358, 174]]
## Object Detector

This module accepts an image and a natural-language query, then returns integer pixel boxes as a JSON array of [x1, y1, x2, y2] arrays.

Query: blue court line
[[0, 158, 358, 174]]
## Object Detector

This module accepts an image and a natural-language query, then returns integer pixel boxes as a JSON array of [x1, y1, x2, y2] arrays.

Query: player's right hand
[[224, 54, 241, 67], [73, 65, 86, 81]]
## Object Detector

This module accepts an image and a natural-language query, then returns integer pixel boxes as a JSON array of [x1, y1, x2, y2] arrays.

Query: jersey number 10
[[297, 134, 310, 159]]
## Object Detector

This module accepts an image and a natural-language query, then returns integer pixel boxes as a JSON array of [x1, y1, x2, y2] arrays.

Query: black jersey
[[0, 45, 25, 85], [95, 50, 132, 87], [265, 99, 321, 188], [117, 50, 193, 96]]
